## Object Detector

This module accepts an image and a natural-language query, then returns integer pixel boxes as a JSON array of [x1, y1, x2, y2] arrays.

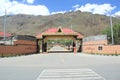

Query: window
[[98, 46, 103, 50]]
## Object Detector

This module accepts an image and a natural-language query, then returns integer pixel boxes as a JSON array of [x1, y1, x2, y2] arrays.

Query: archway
[[36, 27, 83, 53]]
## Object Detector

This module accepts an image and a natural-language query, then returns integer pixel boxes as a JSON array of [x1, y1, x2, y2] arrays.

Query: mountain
[[0, 11, 120, 36]]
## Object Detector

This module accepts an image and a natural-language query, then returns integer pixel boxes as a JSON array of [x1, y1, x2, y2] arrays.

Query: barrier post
[[74, 47, 77, 54]]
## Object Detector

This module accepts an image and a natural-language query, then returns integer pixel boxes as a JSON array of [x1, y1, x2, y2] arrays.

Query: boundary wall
[[82, 35, 120, 54]]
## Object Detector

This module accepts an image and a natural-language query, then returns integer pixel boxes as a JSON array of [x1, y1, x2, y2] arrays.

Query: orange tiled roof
[[36, 27, 83, 39], [0, 32, 11, 37]]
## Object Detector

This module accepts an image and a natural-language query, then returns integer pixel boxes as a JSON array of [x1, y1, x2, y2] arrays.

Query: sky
[[0, 0, 120, 16]]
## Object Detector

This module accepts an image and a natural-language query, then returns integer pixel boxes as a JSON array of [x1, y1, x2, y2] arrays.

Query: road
[[49, 45, 68, 51], [0, 45, 120, 80]]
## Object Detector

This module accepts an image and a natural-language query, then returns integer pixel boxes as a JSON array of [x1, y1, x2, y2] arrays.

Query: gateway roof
[[36, 27, 83, 39]]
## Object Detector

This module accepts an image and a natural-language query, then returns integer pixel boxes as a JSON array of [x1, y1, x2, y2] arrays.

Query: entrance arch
[[36, 27, 83, 53]]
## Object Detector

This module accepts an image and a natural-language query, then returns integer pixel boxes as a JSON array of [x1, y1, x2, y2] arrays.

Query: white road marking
[[36, 68, 106, 80]]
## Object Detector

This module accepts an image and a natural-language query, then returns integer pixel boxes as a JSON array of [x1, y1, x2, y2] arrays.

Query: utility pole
[[3, 9, 7, 45], [71, 25, 73, 29], [110, 11, 114, 45]]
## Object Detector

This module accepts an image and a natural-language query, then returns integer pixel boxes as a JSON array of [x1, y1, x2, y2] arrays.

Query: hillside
[[0, 11, 120, 36]]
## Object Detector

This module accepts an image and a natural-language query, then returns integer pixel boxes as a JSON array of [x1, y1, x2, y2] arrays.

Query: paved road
[[0, 46, 120, 80], [49, 45, 68, 51]]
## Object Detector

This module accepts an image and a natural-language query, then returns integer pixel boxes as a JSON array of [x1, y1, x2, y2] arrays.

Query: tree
[[102, 23, 120, 44]]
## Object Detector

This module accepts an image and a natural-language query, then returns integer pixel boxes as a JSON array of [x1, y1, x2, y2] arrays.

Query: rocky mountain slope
[[0, 11, 120, 36]]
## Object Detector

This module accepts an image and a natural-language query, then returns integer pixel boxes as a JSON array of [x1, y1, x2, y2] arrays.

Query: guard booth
[[36, 27, 83, 53]]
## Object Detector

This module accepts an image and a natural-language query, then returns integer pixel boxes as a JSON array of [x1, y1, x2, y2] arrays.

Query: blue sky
[[34, 0, 120, 13], [0, 0, 120, 16]]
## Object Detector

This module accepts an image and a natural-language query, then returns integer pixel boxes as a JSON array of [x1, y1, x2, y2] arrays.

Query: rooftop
[[0, 32, 11, 37], [36, 27, 83, 39]]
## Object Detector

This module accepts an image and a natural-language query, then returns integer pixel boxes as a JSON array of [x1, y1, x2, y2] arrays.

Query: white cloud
[[0, 0, 50, 16], [74, 3, 116, 15], [114, 11, 120, 16], [26, 0, 34, 4], [22, 0, 34, 4], [51, 11, 67, 15], [72, 4, 79, 8]]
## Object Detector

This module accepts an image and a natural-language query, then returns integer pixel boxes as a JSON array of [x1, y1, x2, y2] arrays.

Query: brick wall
[[102, 45, 120, 54], [0, 40, 37, 56], [83, 40, 108, 45], [82, 40, 120, 54], [14, 40, 36, 45]]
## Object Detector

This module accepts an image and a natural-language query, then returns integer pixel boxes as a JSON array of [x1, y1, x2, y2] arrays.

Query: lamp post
[[109, 11, 114, 45], [3, 9, 7, 45]]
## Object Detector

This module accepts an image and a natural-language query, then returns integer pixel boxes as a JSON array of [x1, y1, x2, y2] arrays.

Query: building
[[0, 32, 13, 45]]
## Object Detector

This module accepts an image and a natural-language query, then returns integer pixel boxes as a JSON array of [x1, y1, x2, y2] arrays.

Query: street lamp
[[109, 10, 114, 45], [3, 9, 7, 45]]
